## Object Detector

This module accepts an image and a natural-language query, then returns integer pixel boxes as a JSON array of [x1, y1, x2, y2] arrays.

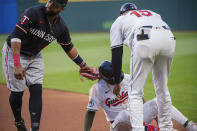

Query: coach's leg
[[152, 55, 173, 131], [29, 84, 42, 131], [129, 41, 153, 131]]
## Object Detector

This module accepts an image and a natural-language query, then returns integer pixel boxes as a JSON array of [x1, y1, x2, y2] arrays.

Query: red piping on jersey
[[6, 46, 12, 89], [59, 41, 72, 46], [16, 24, 27, 34], [39, 44, 48, 51]]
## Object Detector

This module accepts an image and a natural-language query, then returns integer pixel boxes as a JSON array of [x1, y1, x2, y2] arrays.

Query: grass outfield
[[0, 32, 197, 121]]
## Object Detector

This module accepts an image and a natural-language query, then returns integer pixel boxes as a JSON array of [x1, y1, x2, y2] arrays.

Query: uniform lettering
[[105, 91, 128, 108], [130, 10, 152, 17], [44, 34, 55, 43], [30, 28, 55, 42]]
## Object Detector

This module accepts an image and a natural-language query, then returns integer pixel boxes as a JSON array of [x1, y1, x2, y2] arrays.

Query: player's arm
[[58, 27, 95, 75], [83, 110, 96, 131], [84, 84, 100, 131], [11, 39, 25, 80], [112, 46, 123, 97], [66, 46, 87, 68], [10, 9, 34, 80], [110, 18, 123, 97]]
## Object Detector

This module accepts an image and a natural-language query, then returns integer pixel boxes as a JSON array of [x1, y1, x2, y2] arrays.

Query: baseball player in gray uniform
[[110, 3, 176, 131], [83, 61, 197, 131], [1, 0, 93, 131]]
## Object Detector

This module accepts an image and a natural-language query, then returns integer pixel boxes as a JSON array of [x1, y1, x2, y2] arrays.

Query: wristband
[[11, 38, 21, 43], [13, 54, 21, 67], [73, 55, 86, 67]]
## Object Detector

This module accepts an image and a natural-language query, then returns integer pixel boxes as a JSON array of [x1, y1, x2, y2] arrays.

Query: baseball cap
[[51, 0, 68, 7]]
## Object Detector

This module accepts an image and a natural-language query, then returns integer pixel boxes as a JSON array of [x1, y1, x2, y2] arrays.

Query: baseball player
[[110, 3, 176, 131], [1, 0, 94, 131], [83, 61, 197, 131]]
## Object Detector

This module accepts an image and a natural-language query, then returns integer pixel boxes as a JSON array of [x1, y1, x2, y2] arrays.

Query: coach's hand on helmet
[[14, 66, 25, 80], [113, 84, 121, 98]]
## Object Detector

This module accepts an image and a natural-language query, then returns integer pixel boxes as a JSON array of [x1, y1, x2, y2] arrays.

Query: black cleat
[[15, 119, 27, 131]]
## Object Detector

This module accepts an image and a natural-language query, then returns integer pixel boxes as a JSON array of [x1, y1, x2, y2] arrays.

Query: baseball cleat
[[186, 121, 197, 131], [15, 119, 27, 131]]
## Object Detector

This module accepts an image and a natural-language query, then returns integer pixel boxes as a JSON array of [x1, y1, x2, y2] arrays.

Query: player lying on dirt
[[81, 61, 197, 131]]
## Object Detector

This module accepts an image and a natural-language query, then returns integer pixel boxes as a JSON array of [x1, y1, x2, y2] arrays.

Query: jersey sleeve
[[87, 84, 100, 111], [57, 25, 74, 53], [110, 17, 123, 49], [10, 8, 35, 40]]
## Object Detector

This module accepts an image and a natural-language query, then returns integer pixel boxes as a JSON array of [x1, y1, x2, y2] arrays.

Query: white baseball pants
[[128, 28, 176, 131]]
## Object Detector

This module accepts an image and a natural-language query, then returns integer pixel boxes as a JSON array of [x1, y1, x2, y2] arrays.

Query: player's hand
[[14, 65, 25, 80], [79, 64, 93, 73], [79, 65, 100, 81], [113, 84, 121, 98]]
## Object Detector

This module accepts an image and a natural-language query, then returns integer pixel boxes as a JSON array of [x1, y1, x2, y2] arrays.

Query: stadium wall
[[0, 0, 17, 34], [0, 0, 197, 33]]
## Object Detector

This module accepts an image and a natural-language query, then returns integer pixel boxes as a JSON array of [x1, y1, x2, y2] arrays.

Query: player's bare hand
[[14, 66, 25, 80], [79, 64, 93, 73], [113, 84, 121, 98], [79, 65, 100, 81]]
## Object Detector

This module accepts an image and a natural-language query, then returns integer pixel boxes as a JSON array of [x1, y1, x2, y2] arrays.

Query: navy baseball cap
[[51, 0, 68, 7]]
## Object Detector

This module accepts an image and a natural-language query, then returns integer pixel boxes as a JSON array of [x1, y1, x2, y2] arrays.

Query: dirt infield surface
[[0, 85, 185, 131]]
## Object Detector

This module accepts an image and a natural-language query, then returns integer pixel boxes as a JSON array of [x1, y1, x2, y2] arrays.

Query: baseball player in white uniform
[[110, 3, 176, 131], [83, 61, 197, 131]]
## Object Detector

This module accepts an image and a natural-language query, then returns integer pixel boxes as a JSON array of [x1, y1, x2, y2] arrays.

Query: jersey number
[[130, 10, 152, 17]]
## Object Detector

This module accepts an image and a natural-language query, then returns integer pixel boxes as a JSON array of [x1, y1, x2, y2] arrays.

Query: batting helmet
[[51, 0, 68, 7], [98, 61, 124, 85], [120, 3, 137, 15]]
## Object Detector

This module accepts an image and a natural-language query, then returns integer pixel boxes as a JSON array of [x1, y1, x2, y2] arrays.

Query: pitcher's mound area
[[0, 85, 185, 131]]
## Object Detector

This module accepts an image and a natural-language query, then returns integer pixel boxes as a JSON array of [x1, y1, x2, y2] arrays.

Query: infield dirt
[[0, 85, 185, 131]]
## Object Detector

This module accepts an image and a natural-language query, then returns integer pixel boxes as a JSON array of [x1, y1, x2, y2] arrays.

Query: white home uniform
[[87, 74, 189, 131], [87, 74, 130, 131], [110, 10, 176, 131]]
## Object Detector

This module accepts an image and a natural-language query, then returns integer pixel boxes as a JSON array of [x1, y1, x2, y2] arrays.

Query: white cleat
[[186, 121, 197, 131]]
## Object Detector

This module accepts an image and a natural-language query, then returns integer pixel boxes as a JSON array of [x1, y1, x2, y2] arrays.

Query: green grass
[[0, 31, 197, 121]]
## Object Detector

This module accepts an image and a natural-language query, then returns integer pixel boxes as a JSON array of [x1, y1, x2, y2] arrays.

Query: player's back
[[113, 9, 170, 48], [121, 10, 168, 31]]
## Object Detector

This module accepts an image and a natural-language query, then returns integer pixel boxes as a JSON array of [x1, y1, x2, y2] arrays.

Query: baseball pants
[[2, 43, 44, 91], [128, 27, 176, 131], [111, 98, 186, 131]]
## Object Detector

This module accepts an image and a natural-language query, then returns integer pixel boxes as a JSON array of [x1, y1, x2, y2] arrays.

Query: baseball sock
[[9, 91, 24, 122], [171, 105, 188, 126], [29, 84, 42, 130]]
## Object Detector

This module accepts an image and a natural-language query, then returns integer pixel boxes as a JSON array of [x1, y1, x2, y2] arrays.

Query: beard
[[46, 8, 59, 17]]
